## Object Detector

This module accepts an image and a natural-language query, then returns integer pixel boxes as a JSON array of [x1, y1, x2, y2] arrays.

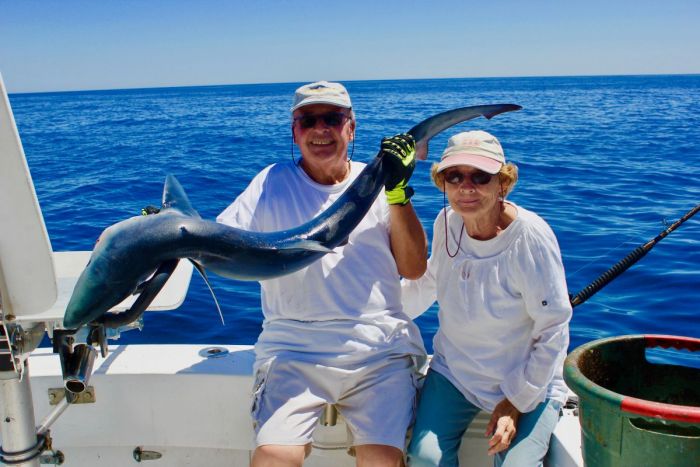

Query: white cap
[[291, 81, 352, 112], [436, 130, 505, 175]]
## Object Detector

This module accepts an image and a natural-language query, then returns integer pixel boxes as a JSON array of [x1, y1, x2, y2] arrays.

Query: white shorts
[[250, 355, 420, 450]]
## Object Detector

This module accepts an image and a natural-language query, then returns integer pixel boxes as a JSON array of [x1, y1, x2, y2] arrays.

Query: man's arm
[[381, 134, 428, 279], [389, 203, 427, 279]]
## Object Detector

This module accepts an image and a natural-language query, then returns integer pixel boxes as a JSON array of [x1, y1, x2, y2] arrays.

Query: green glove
[[382, 133, 416, 205]]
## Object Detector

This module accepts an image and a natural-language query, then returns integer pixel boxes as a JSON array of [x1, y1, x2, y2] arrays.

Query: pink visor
[[436, 153, 503, 175]]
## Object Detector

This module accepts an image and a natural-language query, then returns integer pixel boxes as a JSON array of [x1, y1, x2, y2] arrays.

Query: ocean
[[9, 75, 700, 358]]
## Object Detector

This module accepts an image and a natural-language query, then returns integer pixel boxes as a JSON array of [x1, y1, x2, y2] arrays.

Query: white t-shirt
[[402, 203, 571, 413], [217, 160, 426, 368]]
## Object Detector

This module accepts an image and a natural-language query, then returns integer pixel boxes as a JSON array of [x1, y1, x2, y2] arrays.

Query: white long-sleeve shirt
[[402, 203, 571, 413]]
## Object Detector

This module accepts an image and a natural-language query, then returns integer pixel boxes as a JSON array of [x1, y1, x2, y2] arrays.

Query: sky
[[1, 0, 698, 93]]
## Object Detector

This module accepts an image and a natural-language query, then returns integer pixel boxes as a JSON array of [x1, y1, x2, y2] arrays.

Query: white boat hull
[[21, 344, 582, 466]]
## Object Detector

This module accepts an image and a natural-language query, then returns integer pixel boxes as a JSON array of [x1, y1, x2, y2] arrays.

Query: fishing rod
[[570, 203, 700, 308]]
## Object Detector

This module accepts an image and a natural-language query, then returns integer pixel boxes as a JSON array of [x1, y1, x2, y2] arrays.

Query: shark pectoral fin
[[103, 260, 180, 329], [133, 279, 148, 295], [279, 240, 335, 254], [133, 269, 159, 295], [189, 260, 225, 326]]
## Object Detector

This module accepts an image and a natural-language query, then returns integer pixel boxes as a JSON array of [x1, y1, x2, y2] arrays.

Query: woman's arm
[[500, 223, 572, 413], [389, 202, 428, 279]]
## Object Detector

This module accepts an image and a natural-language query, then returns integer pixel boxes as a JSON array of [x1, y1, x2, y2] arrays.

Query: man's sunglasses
[[443, 169, 494, 186], [294, 112, 350, 129]]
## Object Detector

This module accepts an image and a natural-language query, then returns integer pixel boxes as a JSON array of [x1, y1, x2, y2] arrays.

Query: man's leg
[[251, 360, 327, 465], [355, 444, 404, 467], [339, 356, 420, 465], [251, 444, 311, 467]]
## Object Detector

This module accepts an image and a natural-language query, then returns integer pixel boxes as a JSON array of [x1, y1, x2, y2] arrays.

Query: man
[[217, 81, 427, 467]]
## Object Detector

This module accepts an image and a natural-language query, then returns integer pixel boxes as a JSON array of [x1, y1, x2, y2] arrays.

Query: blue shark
[[62, 104, 521, 329]]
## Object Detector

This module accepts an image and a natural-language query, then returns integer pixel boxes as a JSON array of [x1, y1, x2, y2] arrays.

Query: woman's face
[[442, 165, 502, 220]]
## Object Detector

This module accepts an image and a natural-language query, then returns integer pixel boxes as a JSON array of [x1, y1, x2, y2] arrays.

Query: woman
[[403, 130, 572, 466]]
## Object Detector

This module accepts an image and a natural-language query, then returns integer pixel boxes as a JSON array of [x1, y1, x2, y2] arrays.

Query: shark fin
[[189, 259, 225, 326], [133, 269, 158, 295], [161, 174, 202, 218], [279, 239, 335, 253], [133, 280, 147, 296]]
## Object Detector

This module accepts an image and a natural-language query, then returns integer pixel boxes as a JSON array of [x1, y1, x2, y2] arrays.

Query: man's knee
[[251, 444, 310, 467], [354, 444, 404, 467]]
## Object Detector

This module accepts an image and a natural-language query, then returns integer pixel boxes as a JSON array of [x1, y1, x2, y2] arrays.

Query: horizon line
[[8, 72, 700, 96]]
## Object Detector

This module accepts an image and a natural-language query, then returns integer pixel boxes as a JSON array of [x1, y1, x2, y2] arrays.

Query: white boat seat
[[13, 252, 193, 328]]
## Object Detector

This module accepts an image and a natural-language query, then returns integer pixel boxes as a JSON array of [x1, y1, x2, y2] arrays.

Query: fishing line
[[568, 216, 686, 277], [570, 203, 700, 307], [568, 237, 641, 277]]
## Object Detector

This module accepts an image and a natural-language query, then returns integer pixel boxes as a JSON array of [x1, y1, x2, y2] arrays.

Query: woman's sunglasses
[[443, 169, 494, 186], [294, 112, 350, 129]]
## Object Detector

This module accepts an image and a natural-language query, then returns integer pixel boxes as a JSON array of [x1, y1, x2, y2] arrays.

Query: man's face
[[292, 104, 355, 168]]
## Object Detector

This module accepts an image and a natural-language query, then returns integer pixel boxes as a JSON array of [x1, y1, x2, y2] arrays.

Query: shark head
[[62, 218, 161, 329], [63, 175, 200, 329]]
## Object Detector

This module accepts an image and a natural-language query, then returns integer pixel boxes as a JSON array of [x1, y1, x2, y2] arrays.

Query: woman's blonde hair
[[431, 162, 519, 197]]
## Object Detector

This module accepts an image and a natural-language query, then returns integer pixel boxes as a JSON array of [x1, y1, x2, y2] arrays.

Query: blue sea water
[[9, 75, 700, 355]]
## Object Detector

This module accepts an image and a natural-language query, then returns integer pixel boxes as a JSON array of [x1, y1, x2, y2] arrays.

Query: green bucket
[[564, 334, 700, 466]]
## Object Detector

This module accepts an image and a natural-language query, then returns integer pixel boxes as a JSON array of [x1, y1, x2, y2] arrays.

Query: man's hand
[[485, 398, 521, 456], [382, 133, 416, 205]]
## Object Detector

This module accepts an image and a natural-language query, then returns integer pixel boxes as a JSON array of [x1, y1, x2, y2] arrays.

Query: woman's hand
[[485, 398, 521, 455]]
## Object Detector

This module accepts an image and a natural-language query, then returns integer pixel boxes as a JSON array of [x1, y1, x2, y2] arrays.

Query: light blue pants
[[407, 370, 561, 467]]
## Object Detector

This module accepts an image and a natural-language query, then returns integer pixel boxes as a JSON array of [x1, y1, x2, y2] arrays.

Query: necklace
[[443, 188, 465, 258]]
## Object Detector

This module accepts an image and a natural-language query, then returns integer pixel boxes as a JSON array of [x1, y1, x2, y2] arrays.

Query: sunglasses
[[294, 112, 350, 129], [443, 169, 494, 186]]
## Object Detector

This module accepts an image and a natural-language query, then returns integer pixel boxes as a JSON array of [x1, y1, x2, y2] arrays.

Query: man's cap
[[436, 130, 505, 175], [291, 81, 352, 112]]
